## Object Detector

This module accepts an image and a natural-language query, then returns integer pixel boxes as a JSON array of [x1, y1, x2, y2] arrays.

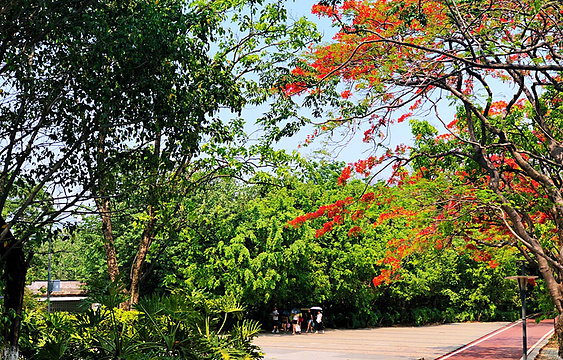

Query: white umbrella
[[310, 306, 322, 311]]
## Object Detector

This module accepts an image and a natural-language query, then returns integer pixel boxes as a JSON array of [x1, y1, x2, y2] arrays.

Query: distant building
[[27, 280, 87, 312]]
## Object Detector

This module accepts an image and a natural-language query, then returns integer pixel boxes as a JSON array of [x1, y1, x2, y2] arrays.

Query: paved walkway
[[536, 346, 560, 360], [253, 320, 555, 360], [437, 319, 554, 360], [535, 335, 561, 360], [254, 322, 508, 360]]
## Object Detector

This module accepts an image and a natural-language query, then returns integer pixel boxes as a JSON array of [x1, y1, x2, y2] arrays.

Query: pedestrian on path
[[315, 311, 324, 334], [270, 307, 279, 333], [306, 310, 314, 333], [292, 312, 300, 335]]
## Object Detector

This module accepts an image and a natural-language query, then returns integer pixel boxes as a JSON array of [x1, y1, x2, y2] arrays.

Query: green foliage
[[19, 288, 261, 360], [135, 163, 527, 328], [377, 250, 520, 325], [27, 159, 545, 332]]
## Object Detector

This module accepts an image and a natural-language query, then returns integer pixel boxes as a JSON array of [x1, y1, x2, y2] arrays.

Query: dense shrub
[[18, 288, 261, 360]]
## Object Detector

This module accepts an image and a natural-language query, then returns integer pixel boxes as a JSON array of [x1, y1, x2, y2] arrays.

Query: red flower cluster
[[287, 197, 355, 229], [361, 192, 375, 202], [283, 82, 307, 96], [371, 236, 417, 288], [338, 166, 352, 186], [397, 112, 412, 123], [348, 226, 363, 237], [316, 221, 336, 238], [311, 3, 338, 17], [341, 90, 352, 99]]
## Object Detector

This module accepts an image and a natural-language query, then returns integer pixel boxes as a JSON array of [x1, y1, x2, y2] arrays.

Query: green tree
[[85, 0, 321, 308], [54, 160, 526, 328], [0, 0, 320, 356], [149, 161, 523, 328], [151, 163, 378, 314]]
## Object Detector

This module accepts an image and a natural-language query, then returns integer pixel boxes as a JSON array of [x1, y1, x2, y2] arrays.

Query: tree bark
[[127, 132, 161, 308], [2, 246, 28, 359], [128, 206, 156, 308], [95, 197, 120, 282], [556, 315, 563, 358], [0, 217, 29, 359]]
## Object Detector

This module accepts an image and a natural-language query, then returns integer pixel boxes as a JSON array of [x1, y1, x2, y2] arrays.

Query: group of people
[[270, 307, 325, 335]]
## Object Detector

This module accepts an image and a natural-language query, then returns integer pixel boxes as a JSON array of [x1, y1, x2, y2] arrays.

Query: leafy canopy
[[287, 0, 563, 319]]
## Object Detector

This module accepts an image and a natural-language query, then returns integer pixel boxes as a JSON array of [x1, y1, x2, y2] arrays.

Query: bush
[[19, 287, 262, 360]]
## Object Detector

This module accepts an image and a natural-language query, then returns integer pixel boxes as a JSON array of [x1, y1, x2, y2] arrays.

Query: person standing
[[281, 312, 289, 333], [315, 311, 324, 334], [270, 307, 280, 333], [306, 310, 314, 333], [292, 312, 300, 335]]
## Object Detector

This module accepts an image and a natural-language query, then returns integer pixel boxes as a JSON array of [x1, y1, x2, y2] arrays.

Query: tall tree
[[147, 162, 522, 327], [0, 0, 319, 356], [1, 2, 102, 357], [289, 0, 563, 353], [81, 0, 248, 307], [85, 0, 321, 308]]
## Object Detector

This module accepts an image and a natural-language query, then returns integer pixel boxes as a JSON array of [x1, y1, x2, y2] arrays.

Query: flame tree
[[287, 0, 563, 353]]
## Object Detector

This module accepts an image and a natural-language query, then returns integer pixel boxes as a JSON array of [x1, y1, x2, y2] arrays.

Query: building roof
[[28, 280, 87, 297]]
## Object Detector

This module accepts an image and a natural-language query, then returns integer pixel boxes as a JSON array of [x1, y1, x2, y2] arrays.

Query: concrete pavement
[[436, 319, 554, 360], [253, 322, 511, 360]]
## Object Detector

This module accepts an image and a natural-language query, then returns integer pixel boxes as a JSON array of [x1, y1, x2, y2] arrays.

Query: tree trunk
[[95, 197, 120, 282], [555, 315, 563, 358], [128, 206, 156, 308], [535, 255, 563, 357], [95, 132, 120, 283], [1, 217, 29, 359]]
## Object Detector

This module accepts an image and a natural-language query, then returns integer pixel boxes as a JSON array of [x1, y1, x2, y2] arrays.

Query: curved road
[[253, 319, 554, 360]]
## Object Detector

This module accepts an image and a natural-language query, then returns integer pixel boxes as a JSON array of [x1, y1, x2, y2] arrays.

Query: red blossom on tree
[[287, 0, 563, 351]]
